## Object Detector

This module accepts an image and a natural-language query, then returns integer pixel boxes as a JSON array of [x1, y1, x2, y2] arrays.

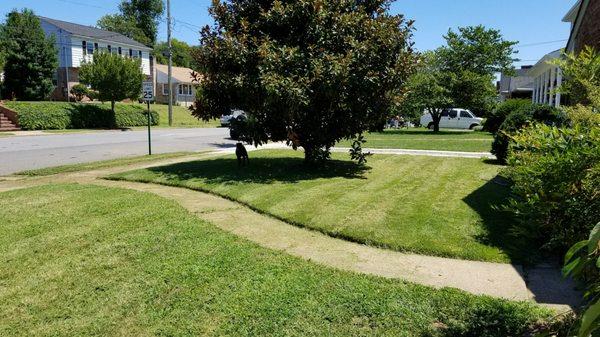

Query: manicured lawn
[[337, 129, 494, 152], [0, 184, 549, 336], [131, 103, 220, 128], [109, 150, 527, 263], [13, 152, 196, 176]]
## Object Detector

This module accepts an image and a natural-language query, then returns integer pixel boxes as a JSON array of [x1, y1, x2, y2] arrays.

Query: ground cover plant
[[3, 101, 159, 130], [109, 149, 530, 263], [337, 128, 493, 152], [0, 184, 551, 336]]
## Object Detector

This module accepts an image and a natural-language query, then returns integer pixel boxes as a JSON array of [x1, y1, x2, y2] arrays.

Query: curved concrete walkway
[[0, 149, 578, 312]]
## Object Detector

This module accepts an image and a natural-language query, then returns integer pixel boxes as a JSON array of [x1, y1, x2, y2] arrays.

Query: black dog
[[236, 142, 249, 166]]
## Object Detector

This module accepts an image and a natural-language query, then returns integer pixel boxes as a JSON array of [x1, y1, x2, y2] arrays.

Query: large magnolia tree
[[192, 0, 417, 162]]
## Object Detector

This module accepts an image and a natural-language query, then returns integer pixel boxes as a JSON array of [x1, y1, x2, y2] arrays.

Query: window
[[107, 45, 112, 53], [162, 83, 169, 95], [94, 43, 98, 52], [138, 50, 143, 58], [82, 41, 87, 55], [460, 110, 473, 118], [129, 49, 133, 57], [118, 47, 122, 55], [441, 109, 449, 117], [87, 42, 94, 55], [178, 84, 193, 96], [448, 109, 458, 118]]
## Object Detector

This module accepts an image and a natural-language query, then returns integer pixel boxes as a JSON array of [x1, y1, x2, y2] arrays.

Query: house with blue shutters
[[39, 16, 153, 100]]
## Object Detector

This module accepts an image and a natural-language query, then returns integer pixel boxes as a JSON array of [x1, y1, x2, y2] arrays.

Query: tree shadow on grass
[[462, 175, 536, 264], [146, 156, 370, 184]]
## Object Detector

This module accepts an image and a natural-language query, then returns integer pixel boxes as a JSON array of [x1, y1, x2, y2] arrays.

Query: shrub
[[562, 222, 600, 337], [69, 84, 89, 102], [3, 101, 158, 130], [504, 123, 600, 252], [491, 104, 567, 163], [484, 99, 531, 133]]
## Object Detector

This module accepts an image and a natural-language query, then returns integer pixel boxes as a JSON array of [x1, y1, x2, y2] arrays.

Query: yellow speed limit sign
[[142, 82, 154, 102]]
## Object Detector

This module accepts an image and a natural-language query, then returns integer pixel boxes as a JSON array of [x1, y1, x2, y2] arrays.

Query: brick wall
[[0, 103, 19, 126], [576, 0, 600, 52]]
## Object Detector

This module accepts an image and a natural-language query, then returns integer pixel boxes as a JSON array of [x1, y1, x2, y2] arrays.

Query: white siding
[[70, 37, 150, 75], [40, 20, 72, 67]]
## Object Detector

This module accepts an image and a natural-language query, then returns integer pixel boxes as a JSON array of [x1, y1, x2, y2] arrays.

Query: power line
[[515, 39, 568, 48]]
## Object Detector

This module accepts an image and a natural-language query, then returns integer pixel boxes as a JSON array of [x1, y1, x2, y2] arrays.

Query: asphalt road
[[0, 128, 237, 175]]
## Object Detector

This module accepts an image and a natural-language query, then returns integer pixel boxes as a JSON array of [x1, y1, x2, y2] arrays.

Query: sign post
[[142, 82, 154, 155]]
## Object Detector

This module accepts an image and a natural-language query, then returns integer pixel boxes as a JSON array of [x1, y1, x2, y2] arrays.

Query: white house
[[154, 64, 198, 107], [39, 16, 152, 100], [528, 49, 563, 107]]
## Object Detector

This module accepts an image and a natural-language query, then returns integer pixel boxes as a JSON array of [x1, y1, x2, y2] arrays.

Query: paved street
[[0, 128, 236, 175]]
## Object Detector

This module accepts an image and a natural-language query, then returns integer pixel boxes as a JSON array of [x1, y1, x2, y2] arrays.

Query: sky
[[0, 0, 576, 68]]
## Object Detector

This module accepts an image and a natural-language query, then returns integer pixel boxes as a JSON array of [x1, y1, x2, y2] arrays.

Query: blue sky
[[1, 0, 575, 67]]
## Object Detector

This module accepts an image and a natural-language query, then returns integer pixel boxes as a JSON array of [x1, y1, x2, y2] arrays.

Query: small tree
[[79, 52, 143, 112], [553, 46, 600, 106], [70, 83, 89, 102], [404, 54, 455, 132], [0, 9, 57, 100], [192, 0, 417, 163], [436, 26, 517, 116]]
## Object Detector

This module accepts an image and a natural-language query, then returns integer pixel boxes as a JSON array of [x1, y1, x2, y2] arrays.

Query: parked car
[[220, 110, 246, 127], [420, 108, 483, 130]]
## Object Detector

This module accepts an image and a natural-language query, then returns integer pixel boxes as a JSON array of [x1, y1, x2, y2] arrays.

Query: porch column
[[549, 68, 556, 106], [542, 70, 548, 104], [555, 69, 563, 107], [533, 77, 538, 103]]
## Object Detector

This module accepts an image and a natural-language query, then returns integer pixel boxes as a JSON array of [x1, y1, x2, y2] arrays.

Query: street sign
[[142, 82, 154, 102]]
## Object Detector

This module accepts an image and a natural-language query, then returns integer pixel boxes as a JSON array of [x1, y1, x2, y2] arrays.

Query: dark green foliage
[[154, 39, 195, 68], [193, 0, 417, 162], [504, 124, 600, 253], [348, 134, 372, 165], [484, 99, 532, 133], [97, 14, 150, 46], [97, 0, 163, 46], [437, 25, 518, 76], [0, 9, 58, 100], [4, 101, 158, 130], [70, 83, 90, 102], [434, 26, 517, 117], [491, 104, 567, 163], [79, 52, 144, 112]]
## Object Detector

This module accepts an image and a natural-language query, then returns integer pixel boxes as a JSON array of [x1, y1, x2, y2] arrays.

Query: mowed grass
[[13, 152, 196, 176], [0, 184, 549, 336], [131, 103, 220, 128], [337, 129, 494, 152], [109, 150, 525, 263]]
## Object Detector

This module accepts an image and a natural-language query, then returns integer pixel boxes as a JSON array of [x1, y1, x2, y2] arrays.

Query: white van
[[420, 109, 483, 130]]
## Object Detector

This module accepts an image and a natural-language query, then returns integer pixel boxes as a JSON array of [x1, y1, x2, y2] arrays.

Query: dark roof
[[39, 16, 150, 49]]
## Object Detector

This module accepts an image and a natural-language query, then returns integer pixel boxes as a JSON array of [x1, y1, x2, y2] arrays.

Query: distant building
[[154, 64, 198, 107], [498, 65, 534, 101], [39, 16, 152, 101], [564, 0, 600, 53]]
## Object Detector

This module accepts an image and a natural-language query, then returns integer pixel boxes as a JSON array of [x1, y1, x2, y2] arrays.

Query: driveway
[[0, 128, 236, 175]]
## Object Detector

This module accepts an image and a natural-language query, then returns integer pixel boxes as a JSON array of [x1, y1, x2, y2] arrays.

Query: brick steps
[[0, 111, 20, 132]]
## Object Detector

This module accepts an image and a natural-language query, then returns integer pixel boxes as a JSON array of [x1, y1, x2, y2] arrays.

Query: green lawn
[[13, 152, 196, 176], [0, 184, 549, 336], [109, 150, 527, 263], [131, 103, 220, 128], [337, 129, 494, 152]]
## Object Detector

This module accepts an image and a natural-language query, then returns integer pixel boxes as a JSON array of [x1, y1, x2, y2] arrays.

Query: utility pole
[[167, 0, 173, 126]]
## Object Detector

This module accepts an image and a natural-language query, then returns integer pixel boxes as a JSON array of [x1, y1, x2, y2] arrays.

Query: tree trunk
[[430, 111, 441, 133], [111, 100, 115, 113]]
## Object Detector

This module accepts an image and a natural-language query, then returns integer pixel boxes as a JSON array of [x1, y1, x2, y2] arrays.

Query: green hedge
[[3, 102, 159, 130]]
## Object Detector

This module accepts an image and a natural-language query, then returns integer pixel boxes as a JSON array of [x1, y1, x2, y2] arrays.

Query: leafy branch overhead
[[192, 0, 418, 163]]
